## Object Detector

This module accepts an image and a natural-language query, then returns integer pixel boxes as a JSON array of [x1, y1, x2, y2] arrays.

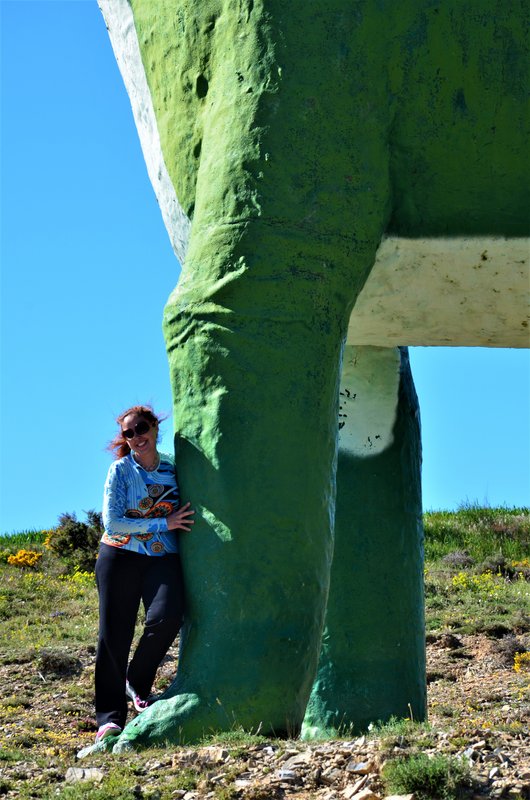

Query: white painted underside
[[348, 236, 530, 348], [97, 0, 191, 265]]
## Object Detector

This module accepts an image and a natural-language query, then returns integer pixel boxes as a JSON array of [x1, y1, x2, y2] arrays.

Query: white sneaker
[[126, 680, 150, 713], [95, 722, 122, 743]]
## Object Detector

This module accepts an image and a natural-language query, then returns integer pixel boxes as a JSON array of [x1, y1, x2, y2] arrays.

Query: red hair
[[108, 405, 168, 459]]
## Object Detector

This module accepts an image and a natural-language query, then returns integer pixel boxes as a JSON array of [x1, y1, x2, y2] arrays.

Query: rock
[[65, 768, 85, 783], [278, 748, 301, 761], [203, 747, 229, 764], [321, 767, 344, 784], [383, 795, 417, 800], [489, 767, 501, 779], [274, 768, 300, 784], [319, 791, 340, 800], [463, 747, 479, 761], [343, 778, 368, 798], [355, 736, 367, 747], [348, 776, 369, 795], [172, 751, 197, 768], [494, 749, 512, 765], [283, 749, 312, 768], [65, 767, 104, 783], [346, 760, 372, 774], [350, 789, 381, 800], [209, 773, 228, 784]]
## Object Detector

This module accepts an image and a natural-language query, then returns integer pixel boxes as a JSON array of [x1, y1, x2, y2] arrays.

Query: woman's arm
[[102, 462, 170, 536]]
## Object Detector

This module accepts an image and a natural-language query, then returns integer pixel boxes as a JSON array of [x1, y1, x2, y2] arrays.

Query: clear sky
[[1, 1, 529, 535]]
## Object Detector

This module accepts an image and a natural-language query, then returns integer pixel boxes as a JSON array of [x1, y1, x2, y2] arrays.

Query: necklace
[[133, 451, 160, 471]]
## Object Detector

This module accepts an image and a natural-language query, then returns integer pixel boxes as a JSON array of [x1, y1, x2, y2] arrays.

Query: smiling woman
[[92, 404, 195, 745]]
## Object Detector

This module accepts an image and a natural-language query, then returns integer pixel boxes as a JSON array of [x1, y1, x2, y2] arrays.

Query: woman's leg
[[95, 545, 144, 729], [127, 554, 185, 700]]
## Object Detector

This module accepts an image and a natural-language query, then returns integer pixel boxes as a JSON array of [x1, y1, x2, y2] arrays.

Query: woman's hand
[[166, 502, 195, 531]]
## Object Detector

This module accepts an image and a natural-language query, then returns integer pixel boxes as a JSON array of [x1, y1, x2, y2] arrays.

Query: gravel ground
[[0, 634, 529, 799]]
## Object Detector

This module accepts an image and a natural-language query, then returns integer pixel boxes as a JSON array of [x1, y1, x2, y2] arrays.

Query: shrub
[[45, 511, 102, 573], [442, 550, 475, 569], [450, 570, 504, 600], [38, 648, 82, 677], [514, 651, 530, 673], [381, 753, 471, 800], [7, 550, 43, 569], [494, 635, 526, 666]]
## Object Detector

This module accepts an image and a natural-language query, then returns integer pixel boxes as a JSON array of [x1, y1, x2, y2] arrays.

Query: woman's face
[[121, 412, 158, 461]]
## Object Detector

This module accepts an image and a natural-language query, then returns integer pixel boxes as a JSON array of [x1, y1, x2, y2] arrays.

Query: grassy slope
[[0, 506, 529, 799]]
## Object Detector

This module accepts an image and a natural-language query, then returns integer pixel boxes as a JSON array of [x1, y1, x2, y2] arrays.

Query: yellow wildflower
[[7, 549, 43, 569]]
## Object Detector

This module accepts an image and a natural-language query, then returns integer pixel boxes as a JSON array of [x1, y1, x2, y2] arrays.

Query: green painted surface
[[101, 0, 528, 747], [130, 0, 528, 239], [303, 347, 425, 737]]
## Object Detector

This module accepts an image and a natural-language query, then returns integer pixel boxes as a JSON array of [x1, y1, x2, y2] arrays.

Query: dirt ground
[[1, 633, 529, 798]]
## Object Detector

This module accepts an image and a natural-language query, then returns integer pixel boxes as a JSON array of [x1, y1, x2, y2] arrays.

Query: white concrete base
[[347, 236, 529, 348]]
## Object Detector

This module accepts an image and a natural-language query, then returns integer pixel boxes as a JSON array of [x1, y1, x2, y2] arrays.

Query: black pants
[[95, 543, 184, 729]]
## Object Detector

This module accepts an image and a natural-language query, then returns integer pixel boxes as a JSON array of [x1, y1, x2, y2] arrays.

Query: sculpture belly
[[347, 236, 530, 348]]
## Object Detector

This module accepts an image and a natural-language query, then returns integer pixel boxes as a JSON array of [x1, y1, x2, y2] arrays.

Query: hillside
[[0, 506, 529, 799]]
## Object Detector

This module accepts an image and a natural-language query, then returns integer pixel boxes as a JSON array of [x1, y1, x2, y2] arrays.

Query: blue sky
[[1, 1, 529, 534]]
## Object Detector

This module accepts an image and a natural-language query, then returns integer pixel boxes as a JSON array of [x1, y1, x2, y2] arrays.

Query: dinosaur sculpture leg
[[97, 0, 395, 748], [303, 346, 425, 737], [116, 251, 386, 748]]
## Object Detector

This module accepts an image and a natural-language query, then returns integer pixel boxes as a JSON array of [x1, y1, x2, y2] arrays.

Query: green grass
[[424, 560, 530, 636], [369, 716, 435, 750], [0, 565, 99, 662], [424, 503, 530, 562], [199, 727, 270, 758], [0, 529, 48, 550]]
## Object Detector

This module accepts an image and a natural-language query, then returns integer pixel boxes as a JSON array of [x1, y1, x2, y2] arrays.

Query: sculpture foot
[[112, 738, 136, 754], [112, 692, 224, 748], [76, 737, 117, 759]]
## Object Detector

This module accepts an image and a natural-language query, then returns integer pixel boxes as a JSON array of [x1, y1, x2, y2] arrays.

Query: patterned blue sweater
[[101, 453, 180, 555]]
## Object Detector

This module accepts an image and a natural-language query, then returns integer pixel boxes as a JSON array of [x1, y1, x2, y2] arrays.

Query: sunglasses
[[121, 420, 152, 439]]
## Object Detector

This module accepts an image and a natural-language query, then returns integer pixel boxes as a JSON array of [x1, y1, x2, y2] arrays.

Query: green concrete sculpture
[[95, 0, 529, 751]]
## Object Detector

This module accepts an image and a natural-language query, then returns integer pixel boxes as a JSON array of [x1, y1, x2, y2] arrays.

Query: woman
[[94, 404, 194, 743]]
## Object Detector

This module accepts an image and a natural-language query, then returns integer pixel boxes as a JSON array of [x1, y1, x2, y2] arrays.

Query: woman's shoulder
[[158, 452, 175, 466], [107, 454, 134, 476]]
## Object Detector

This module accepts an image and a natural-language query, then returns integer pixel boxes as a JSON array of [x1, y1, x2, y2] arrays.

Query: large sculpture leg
[[303, 346, 425, 737], [98, 0, 394, 749], [117, 245, 380, 748]]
